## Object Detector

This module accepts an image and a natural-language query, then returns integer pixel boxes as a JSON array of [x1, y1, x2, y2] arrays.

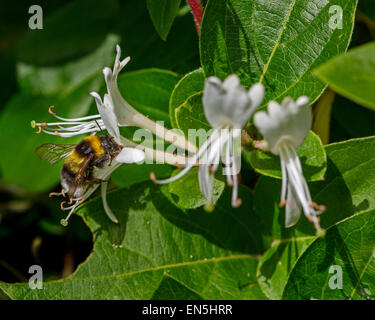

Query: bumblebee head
[[100, 136, 122, 154]]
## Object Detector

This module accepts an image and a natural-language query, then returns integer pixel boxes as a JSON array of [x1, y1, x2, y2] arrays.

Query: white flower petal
[[101, 181, 118, 224], [90, 92, 120, 142], [268, 101, 284, 121], [248, 83, 265, 109], [203, 75, 255, 129], [198, 164, 214, 204], [285, 183, 302, 227], [223, 74, 240, 90], [253, 97, 312, 153], [296, 96, 309, 108], [103, 56, 139, 128], [115, 147, 145, 164]]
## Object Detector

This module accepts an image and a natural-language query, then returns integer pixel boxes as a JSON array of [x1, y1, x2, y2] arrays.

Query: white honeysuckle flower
[[32, 44, 196, 153], [253, 96, 325, 230], [103, 44, 197, 154], [60, 147, 145, 226], [31, 91, 120, 142], [153, 75, 265, 208]]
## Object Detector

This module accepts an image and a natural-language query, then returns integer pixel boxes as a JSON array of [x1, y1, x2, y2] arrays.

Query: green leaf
[[314, 42, 375, 110], [358, 0, 375, 21], [146, 0, 181, 40], [0, 183, 267, 299], [253, 176, 319, 301], [117, 69, 179, 126], [169, 68, 205, 128], [15, 0, 119, 65], [151, 276, 203, 299], [249, 131, 327, 182], [0, 35, 118, 192], [111, 163, 172, 188], [200, 0, 357, 107], [283, 210, 375, 300], [321, 136, 375, 213], [175, 93, 211, 138], [167, 167, 225, 209], [257, 236, 315, 300]]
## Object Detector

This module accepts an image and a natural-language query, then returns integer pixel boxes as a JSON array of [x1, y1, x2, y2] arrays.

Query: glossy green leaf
[[200, 0, 357, 107], [117, 69, 179, 126], [321, 136, 375, 214], [167, 167, 225, 209], [169, 68, 205, 128], [0, 183, 267, 299], [146, 0, 181, 40], [257, 236, 314, 300], [175, 93, 211, 138], [253, 175, 317, 300], [111, 163, 172, 188], [314, 42, 375, 110], [249, 131, 327, 182], [283, 210, 375, 300]]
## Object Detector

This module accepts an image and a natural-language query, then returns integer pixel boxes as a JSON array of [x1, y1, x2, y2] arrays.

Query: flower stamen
[[49, 189, 66, 198], [49, 105, 56, 115], [278, 200, 289, 208], [60, 201, 67, 210]]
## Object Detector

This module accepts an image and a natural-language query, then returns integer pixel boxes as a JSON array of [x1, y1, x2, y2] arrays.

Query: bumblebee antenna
[[94, 120, 104, 133]]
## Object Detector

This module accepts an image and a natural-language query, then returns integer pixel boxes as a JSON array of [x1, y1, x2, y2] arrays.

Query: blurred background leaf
[[358, 0, 375, 22], [14, 0, 119, 66], [0, 35, 118, 192], [314, 42, 375, 110], [146, 0, 181, 40]]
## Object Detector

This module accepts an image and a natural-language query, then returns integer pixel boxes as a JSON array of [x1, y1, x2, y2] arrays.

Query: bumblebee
[[36, 135, 123, 200]]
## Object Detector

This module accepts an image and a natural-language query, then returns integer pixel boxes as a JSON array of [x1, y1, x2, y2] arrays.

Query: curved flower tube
[[103, 45, 197, 154]]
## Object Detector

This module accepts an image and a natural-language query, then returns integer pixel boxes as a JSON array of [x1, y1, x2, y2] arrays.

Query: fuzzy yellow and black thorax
[[61, 136, 122, 197]]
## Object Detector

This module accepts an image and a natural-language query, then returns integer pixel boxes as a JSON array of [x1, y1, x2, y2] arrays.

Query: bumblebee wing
[[35, 144, 76, 164]]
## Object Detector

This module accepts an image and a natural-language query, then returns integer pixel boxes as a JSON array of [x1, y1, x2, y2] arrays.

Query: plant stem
[[187, 0, 203, 35], [120, 137, 188, 166]]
